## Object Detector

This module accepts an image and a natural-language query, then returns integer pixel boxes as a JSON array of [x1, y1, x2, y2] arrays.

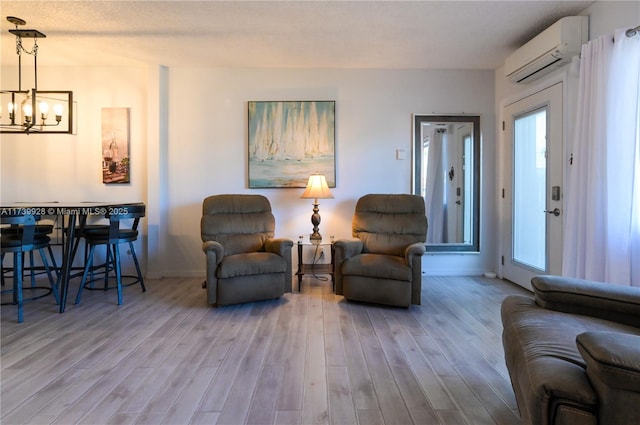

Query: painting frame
[[101, 107, 131, 184], [248, 100, 336, 188]]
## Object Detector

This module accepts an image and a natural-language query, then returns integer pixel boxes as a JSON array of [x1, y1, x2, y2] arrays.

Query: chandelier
[[1, 16, 73, 134]]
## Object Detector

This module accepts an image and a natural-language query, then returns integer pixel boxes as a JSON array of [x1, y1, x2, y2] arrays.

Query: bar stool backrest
[[1, 214, 38, 252], [103, 204, 146, 244]]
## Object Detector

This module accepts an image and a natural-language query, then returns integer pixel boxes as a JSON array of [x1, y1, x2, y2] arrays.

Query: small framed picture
[[101, 108, 130, 184]]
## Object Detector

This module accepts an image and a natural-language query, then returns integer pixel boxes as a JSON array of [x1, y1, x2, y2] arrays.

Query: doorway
[[501, 83, 563, 290]]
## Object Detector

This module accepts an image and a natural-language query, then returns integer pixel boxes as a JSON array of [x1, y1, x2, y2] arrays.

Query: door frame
[[497, 75, 571, 290]]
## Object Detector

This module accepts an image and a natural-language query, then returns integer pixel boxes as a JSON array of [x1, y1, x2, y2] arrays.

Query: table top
[[296, 234, 335, 245], [0, 201, 144, 216]]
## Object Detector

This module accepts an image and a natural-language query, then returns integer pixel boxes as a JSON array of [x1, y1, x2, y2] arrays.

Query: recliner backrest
[[201, 194, 275, 255], [353, 194, 427, 256]]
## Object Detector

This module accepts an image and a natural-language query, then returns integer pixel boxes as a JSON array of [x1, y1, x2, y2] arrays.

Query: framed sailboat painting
[[248, 101, 336, 188]]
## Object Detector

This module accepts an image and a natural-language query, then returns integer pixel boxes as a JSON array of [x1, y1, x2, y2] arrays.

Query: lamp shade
[[300, 174, 334, 200]]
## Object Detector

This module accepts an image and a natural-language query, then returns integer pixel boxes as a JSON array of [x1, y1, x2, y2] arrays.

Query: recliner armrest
[[532, 275, 640, 328], [577, 331, 640, 424], [264, 238, 293, 257], [334, 239, 363, 260], [404, 242, 426, 265], [333, 239, 363, 296], [202, 240, 224, 263], [202, 240, 224, 305], [265, 238, 294, 293]]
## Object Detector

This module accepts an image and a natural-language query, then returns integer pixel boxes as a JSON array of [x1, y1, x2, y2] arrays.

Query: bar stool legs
[[74, 241, 145, 306]]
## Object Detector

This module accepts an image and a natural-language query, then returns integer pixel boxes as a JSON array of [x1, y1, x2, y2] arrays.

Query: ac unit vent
[[505, 16, 588, 84]]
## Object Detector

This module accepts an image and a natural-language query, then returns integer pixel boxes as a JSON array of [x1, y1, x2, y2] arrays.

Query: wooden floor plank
[[327, 365, 357, 425], [245, 365, 284, 425], [336, 302, 378, 411], [300, 291, 329, 425], [216, 302, 282, 424], [1, 275, 529, 425], [275, 294, 308, 412]]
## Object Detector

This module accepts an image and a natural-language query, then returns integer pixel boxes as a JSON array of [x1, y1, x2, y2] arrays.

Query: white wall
[[1, 64, 495, 278], [163, 68, 496, 277], [0, 66, 148, 202]]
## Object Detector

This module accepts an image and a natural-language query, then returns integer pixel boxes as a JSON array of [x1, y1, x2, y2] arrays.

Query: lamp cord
[[311, 243, 329, 281]]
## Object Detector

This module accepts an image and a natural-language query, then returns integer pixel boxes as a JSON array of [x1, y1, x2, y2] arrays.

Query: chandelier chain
[[15, 35, 39, 57]]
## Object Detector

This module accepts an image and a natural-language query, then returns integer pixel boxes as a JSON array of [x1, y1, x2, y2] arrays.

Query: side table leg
[[297, 242, 303, 291]]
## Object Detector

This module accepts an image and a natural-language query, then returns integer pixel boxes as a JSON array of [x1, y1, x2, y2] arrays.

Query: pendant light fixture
[[1, 16, 73, 134]]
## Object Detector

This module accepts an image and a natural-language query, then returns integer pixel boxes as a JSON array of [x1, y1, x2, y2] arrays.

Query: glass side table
[[296, 235, 334, 292]]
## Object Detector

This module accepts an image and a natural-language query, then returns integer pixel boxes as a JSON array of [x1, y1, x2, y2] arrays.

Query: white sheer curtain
[[607, 29, 640, 284], [425, 129, 447, 243], [563, 29, 640, 286]]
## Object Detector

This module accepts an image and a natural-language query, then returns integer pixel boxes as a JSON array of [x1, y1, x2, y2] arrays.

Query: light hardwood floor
[[1, 275, 531, 425]]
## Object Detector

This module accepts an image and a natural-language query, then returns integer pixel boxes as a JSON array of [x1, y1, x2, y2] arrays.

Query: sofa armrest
[[333, 239, 363, 295], [265, 238, 294, 292], [577, 331, 640, 392], [577, 331, 640, 425], [531, 275, 640, 328]]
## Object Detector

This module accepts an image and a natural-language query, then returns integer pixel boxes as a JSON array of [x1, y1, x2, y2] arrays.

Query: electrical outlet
[[319, 248, 325, 259]]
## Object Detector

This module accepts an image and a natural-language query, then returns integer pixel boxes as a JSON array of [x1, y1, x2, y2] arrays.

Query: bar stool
[[1, 217, 60, 287], [1, 214, 59, 323], [74, 204, 146, 305]]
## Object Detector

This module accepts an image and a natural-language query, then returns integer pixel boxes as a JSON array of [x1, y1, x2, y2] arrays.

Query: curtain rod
[[626, 25, 640, 37]]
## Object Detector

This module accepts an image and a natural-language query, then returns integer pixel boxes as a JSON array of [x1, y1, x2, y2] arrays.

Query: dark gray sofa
[[501, 275, 640, 425]]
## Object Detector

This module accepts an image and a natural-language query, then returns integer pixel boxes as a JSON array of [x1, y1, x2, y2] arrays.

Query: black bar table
[[0, 201, 144, 312]]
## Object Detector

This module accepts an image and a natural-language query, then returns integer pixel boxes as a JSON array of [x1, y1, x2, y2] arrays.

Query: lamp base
[[309, 201, 323, 242]]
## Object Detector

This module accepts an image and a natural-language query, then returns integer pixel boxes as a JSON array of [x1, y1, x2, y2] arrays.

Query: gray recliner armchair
[[334, 194, 427, 307], [201, 194, 293, 306]]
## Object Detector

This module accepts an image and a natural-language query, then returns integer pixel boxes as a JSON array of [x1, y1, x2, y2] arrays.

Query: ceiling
[[0, 0, 595, 70]]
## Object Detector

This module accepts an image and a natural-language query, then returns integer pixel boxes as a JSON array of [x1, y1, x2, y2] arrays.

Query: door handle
[[545, 208, 561, 216]]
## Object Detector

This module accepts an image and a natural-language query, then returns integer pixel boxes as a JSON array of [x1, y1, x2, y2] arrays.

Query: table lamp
[[300, 173, 334, 241]]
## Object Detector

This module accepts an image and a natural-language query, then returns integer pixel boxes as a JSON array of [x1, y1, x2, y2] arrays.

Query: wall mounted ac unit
[[505, 16, 588, 84]]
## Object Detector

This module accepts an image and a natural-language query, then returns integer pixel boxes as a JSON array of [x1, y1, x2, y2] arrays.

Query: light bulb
[[7, 103, 15, 120], [39, 101, 49, 121], [23, 103, 33, 124], [54, 103, 63, 122]]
